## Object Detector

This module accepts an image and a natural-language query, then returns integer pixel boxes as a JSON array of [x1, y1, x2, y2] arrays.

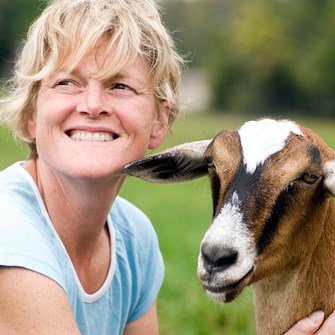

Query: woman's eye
[[53, 79, 81, 93], [57, 80, 74, 86], [113, 83, 128, 90], [109, 83, 137, 97]]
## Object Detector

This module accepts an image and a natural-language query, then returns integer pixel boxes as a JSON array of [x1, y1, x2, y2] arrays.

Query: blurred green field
[[1, 112, 335, 335]]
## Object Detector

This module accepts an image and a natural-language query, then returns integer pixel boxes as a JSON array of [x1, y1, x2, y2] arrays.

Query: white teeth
[[70, 131, 114, 142]]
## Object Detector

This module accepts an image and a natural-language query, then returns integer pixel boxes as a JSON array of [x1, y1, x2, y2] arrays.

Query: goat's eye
[[300, 173, 319, 184], [205, 156, 215, 168]]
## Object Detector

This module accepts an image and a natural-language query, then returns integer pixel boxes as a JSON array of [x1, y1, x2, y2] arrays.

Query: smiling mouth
[[66, 130, 119, 142]]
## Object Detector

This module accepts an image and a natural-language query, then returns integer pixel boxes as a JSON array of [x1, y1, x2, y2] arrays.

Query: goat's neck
[[252, 202, 335, 335]]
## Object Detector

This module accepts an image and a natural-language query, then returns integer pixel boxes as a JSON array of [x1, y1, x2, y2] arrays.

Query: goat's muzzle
[[197, 225, 257, 303], [197, 244, 255, 303]]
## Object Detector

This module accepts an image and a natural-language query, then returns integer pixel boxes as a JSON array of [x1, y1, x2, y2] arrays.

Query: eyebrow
[[53, 66, 150, 90], [109, 71, 148, 86]]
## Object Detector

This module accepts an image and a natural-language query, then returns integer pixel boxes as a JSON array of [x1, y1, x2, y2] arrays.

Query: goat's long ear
[[324, 160, 335, 197], [123, 140, 211, 183]]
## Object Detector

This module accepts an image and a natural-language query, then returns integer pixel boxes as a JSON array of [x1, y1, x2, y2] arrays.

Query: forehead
[[51, 40, 150, 84], [238, 119, 303, 174], [81, 44, 148, 73], [77, 51, 150, 84]]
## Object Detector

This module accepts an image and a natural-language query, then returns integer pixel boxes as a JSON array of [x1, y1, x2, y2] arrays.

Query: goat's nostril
[[201, 244, 238, 272], [214, 251, 238, 270]]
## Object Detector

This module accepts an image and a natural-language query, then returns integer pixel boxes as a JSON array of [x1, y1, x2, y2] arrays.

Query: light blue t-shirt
[[0, 162, 164, 335]]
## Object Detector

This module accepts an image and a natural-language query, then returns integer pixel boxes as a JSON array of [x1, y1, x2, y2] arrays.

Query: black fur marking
[[212, 161, 263, 225], [307, 144, 322, 166], [223, 163, 263, 206], [218, 161, 286, 254], [153, 155, 208, 180], [123, 153, 208, 182], [211, 170, 221, 217], [258, 185, 295, 254], [255, 145, 321, 254]]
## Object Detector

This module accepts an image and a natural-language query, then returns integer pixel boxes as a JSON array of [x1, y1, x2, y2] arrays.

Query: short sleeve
[[0, 201, 67, 291]]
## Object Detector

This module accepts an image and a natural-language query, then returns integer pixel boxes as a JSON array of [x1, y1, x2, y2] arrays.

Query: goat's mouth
[[202, 266, 254, 303]]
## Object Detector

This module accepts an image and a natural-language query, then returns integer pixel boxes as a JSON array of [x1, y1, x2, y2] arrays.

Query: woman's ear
[[27, 114, 37, 139], [148, 100, 171, 150]]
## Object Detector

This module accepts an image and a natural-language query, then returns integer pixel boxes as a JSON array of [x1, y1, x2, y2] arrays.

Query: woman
[[0, 0, 180, 333], [0, 0, 334, 334]]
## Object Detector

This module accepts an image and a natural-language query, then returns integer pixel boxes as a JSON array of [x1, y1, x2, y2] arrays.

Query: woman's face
[[28, 47, 169, 180]]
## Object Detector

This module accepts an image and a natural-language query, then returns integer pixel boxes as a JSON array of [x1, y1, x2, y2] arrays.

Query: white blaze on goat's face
[[238, 119, 303, 174], [198, 192, 257, 303]]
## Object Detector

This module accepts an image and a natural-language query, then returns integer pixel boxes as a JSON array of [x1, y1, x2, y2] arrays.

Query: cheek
[[33, 101, 70, 135], [123, 100, 158, 131]]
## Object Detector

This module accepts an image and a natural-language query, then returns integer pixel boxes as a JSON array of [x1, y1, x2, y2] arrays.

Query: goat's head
[[123, 118, 335, 304]]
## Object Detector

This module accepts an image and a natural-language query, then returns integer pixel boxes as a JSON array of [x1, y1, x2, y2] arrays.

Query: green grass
[[1, 112, 335, 334]]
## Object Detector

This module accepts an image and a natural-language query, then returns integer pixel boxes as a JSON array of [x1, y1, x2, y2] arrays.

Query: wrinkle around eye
[[108, 84, 138, 97], [57, 80, 75, 86], [54, 80, 82, 94]]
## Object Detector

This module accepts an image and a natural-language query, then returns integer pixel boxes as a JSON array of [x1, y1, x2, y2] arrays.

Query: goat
[[123, 118, 335, 335]]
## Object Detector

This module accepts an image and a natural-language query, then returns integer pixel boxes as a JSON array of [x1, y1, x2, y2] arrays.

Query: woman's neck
[[22, 158, 123, 281]]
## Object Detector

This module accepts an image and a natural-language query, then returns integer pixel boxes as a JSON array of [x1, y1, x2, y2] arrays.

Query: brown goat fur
[[123, 118, 335, 334]]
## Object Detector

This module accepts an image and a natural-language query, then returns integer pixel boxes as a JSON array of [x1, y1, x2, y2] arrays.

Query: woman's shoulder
[[0, 162, 44, 222], [0, 161, 24, 183], [0, 162, 34, 198], [0, 164, 67, 290], [0, 162, 37, 214]]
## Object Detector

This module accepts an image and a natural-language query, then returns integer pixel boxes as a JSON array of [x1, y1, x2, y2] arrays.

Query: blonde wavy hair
[[0, 0, 184, 157]]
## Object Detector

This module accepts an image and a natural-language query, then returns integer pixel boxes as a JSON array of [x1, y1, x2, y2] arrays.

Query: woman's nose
[[79, 83, 110, 118]]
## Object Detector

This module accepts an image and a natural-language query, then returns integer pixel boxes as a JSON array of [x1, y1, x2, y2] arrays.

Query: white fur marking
[[198, 192, 256, 296], [238, 119, 303, 174], [324, 160, 335, 197]]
